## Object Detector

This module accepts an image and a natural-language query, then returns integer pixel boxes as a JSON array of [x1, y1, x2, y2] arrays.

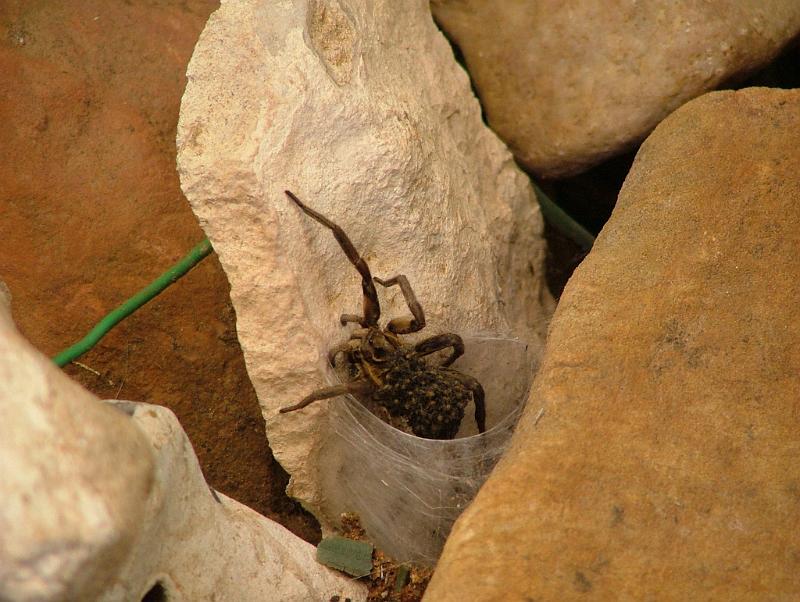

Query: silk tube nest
[[316, 334, 536, 564]]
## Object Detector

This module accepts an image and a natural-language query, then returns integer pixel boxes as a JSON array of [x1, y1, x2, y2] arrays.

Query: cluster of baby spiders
[[279, 190, 485, 440]]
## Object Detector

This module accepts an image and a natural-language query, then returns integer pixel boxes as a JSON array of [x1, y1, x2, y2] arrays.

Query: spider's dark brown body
[[279, 190, 485, 440], [369, 352, 473, 439]]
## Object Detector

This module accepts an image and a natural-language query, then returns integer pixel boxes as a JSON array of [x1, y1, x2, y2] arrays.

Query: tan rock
[[426, 88, 800, 600], [177, 0, 551, 527], [431, 0, 800, 178], [0, 284, 365, 601]]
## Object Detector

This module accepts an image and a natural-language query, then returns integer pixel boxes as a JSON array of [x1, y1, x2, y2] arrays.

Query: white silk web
[[317, 335, 537, 564]]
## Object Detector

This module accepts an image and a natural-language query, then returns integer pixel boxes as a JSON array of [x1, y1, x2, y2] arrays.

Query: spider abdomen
[[371, 355, 472, 439]]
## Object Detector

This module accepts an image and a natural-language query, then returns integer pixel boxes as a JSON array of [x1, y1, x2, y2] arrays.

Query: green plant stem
[[533, 183, 596, 250], [52, 238, 214, 367]]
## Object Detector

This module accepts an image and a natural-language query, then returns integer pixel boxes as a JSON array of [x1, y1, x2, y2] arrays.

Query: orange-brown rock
[[426, 87, 800, 600], [0, 0, 316, 539]]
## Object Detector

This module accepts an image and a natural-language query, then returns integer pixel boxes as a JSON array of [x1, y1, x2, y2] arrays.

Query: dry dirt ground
[[0, 0, 320, 543]]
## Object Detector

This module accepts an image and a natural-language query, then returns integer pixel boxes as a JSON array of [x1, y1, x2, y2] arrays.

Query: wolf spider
[[279, 190, 486, 440]]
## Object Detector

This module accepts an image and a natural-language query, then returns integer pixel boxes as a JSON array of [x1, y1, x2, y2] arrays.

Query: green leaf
[[316, 536, 373, 578]]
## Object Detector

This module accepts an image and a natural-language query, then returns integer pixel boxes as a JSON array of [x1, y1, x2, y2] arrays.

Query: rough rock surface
[[0, 285, 153, 601], [0, 285, 365, 602], [177, 0, 552, 521], [426, 88, 800, 600], [431, 0, 800, 178], [98, 404, 365, 602]]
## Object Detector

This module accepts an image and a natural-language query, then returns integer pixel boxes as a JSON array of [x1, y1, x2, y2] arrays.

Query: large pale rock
[[99, 403, 366, 602], [0, 285, 365, 601], [426, 88, 800, 600], [0, 286, 154, 601], [177, 0, 551, 522], [431, 0, 800, 178]]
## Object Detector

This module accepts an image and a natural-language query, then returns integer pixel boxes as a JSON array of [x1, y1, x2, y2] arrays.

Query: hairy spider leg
[[279, 380, 374, 413], [339, 313, 365, 326], [347, 328, 401, 346], [285, 190, 381, 327], [443, 368, 486, 433], [413, 333, 465, 367], [373, 275, 426, 334], [327, 339, 360, 367]]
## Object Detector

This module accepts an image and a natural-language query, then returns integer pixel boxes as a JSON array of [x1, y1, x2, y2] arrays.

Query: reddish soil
[[0, 0, 319, 543]]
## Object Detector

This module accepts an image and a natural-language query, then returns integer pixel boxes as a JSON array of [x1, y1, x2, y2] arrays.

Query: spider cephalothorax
[[279, 190, 485, 440]]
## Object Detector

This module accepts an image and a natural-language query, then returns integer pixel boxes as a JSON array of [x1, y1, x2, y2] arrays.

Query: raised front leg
[[373, 274, 426, 334], [443, 369, 486, 434], [286, 190, 381, 327], [279, 380, 374, 413], [414, 333, 465, 367]]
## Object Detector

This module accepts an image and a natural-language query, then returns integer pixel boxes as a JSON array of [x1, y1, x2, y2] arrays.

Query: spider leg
[[285, 190, 381, 327], [373, 274, 426, 334], [343, 328, 370, 341], [327, 339, 359, 367], [279, 380, 374, 413], [443, 369, 486, 434], [340, 313, 364, 326], [414, 333, 465, 367]]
